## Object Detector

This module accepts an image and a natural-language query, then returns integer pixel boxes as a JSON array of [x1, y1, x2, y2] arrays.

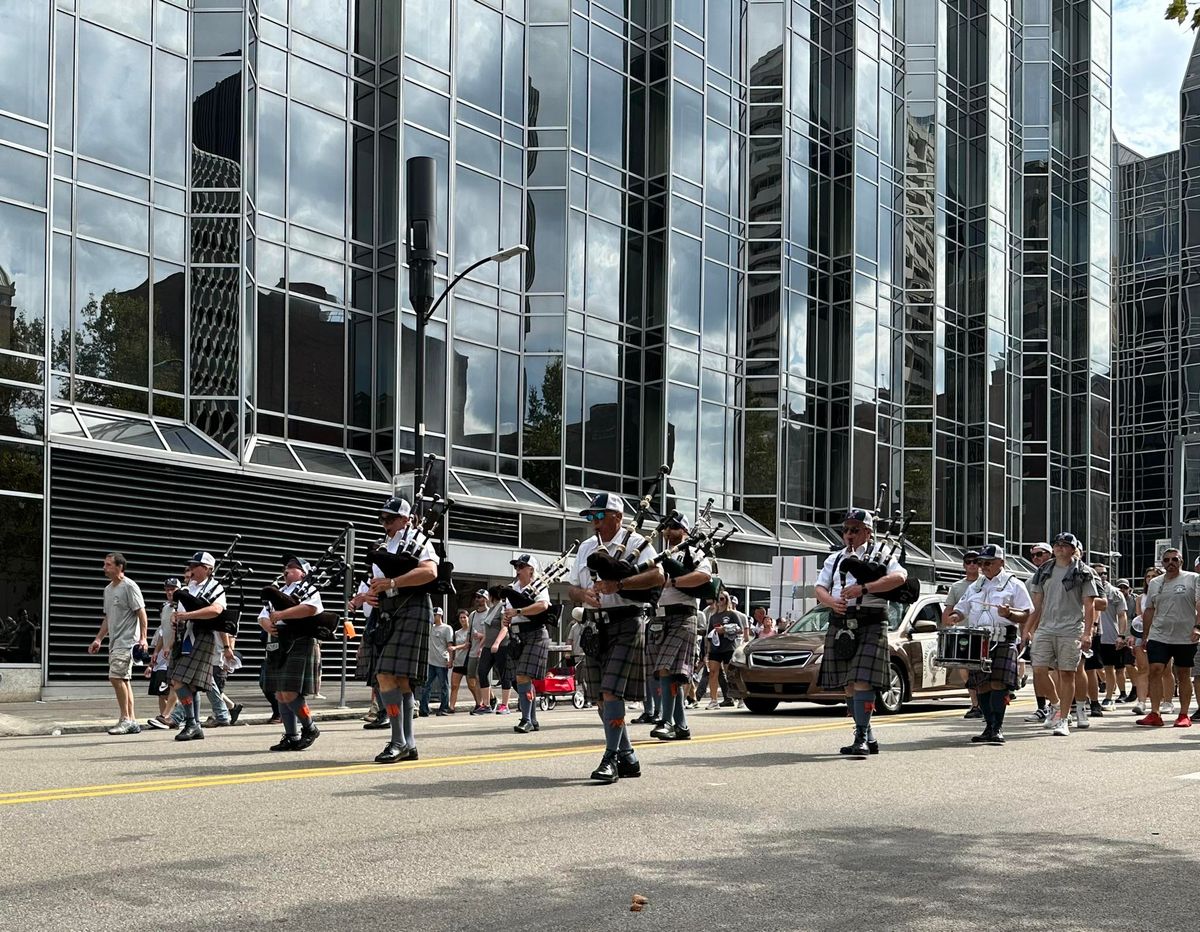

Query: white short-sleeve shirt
[[571, 528, 659, 609], [814, 545, 906, 610], [952, 572, 1034, 639]]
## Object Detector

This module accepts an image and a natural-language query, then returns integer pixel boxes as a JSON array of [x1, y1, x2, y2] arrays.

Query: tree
[[1167, 0, 1200, 29]]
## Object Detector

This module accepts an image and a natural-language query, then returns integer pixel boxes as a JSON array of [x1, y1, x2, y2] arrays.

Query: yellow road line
[[0, 706, 980, 807]]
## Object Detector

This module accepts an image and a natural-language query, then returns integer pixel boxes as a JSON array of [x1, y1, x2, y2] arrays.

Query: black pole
[[406, 157, 437, 496]]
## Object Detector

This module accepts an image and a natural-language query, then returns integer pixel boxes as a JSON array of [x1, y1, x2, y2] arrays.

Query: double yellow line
[[0, 708, 969, 807]]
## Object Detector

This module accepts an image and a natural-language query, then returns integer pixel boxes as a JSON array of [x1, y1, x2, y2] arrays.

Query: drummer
[[945, 544, 1034, 745]]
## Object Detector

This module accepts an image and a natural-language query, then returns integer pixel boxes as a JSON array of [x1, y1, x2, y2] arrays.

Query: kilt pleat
[[646, 615, 698, 679], [170, 630, 219, 690], [579, 615, 645, 701], [511, 625, 550, 680], [264, 636, 317, 694], [966, 640, 1020, 690], [373, 593, 432, 686], [817, 622, 890, 690]]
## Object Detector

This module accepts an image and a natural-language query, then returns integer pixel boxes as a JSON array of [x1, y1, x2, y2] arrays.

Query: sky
[[1112, 0, 1198, 156]]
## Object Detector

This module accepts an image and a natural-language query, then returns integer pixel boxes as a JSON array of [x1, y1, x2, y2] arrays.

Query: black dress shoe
[[632, 712, 655, 724], [964, 706, 983, 719], [270, 734, 299, 751], [363, 718, 391, 730], [374, 742, 407, 763], [839, 735, 870, 756], [529, 721, 540, 731], [513, 720, 535, 733], [294, 724, 320, 750], [668, 726, 692, 741], [590, 753, 620, 783], [175, 722, 204, 742], [971, 728, 996, 744], [650, 722, 675, 740], [616, 751, 641, 778], [987, 731, 1006, 745]]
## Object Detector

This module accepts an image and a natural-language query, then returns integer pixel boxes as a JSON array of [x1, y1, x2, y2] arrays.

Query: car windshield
[[784, 603, 904, 634]]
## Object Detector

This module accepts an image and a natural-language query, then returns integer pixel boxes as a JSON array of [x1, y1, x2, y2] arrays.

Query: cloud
[[1112, 0, 1196, 155]]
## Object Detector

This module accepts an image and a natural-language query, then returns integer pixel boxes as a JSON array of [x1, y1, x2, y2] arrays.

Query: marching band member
[[503, 553, 552, 734], [367, 496, 438, 764], [649, 513, 712, 742], [945, 545, 1033, 745], [814, 508, 907, 757], [567, 492, 664, 783], [169, 552, 232, 743], [259, 555, 324, 752]]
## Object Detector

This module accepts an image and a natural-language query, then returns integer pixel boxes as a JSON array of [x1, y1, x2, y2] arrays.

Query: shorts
[[108, 649, 134, 681], [467, 654, 481, 679], [147, 670, 171, 697], [1145, 640, 1198, 669], [1030, 630, 1082, 671], [708, 650, 734, 665], [452, 661, 468, 676], [1096, 643, 1127, 669]]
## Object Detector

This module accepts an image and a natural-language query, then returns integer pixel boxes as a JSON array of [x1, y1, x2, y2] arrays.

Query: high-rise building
[[0, 1, 1113, 690]]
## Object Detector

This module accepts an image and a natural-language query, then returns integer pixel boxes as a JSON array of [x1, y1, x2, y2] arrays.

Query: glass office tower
[[0, 0, 1113, 686]]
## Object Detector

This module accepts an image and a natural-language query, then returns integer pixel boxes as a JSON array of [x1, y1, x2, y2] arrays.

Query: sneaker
[[720, 698, 735, 707], [706, 700, 720, 710], [1101, 698, 1116, 710], [1116, 692, 1129, 703], [203, 716, 230, 728], [108, 719, 140, 735], [734, 699, 744, 709], [229, 703, 244, 725], [146, 715, 170, 730], [1024, 708, 1048, 724], [1175, 714, 1193, 728], [1051, 719, 1069, 737], [964, 706, 983, 719], [496, 704, 511, 715], [1132, 703, 1145, 715], [1163, 701, 1176, 715], [1089, 701, 1104, 717], [267, 715, 282, 726], [270, 734, 299, 751], [1075, 703, 1090, 730], [1042, 706, 1060, 730], [1136, 712, 1165, 727]]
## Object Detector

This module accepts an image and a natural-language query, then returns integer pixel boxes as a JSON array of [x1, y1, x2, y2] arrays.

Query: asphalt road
[[1, 696, 1198, 932]]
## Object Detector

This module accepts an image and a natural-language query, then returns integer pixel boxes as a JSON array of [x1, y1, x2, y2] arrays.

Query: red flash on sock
[[863, 702, 875, 714], [669, 683, 679, 696], [300, 705, 311, 718], [180, 697, 193, 706], [608, 718, 625, 728], [386, 704, 400, 717]]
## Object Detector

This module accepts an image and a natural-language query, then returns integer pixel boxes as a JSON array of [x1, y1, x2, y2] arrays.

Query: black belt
[[657, 605, 695, 617], [586, 606, 643, 623], [832, 611, 885, 628]]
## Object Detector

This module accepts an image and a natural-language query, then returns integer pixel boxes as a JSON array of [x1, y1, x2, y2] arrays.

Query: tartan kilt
[[355, 632, 376, 683], [966, 640, 1020, 691], [169, 631, 219, 690], [264, 636, 317, 695], [373, 593, 431, 686], [818, 621, 890, 690], [646, 614, 698, 680], [511, 625, 550, 680], [579, 615, 645, 701]]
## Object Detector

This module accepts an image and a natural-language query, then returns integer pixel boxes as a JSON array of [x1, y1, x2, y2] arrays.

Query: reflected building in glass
[[0, 1, 1114, 687]]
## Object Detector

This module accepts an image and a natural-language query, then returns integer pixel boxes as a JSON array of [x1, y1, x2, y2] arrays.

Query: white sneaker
[[1163, 701, 1176, 715], [1075, 702, 1090, 730], [1052, 718, 1070, 736], [1024, 708, 1047, 723], [706, 700, 720, 710], [1132, 703, 1145, 715], [1042, 706, 1060, 729], [734, 699, 744, 709]]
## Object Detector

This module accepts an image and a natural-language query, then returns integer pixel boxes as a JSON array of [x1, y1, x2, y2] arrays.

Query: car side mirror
[[912, 619, 939, 635]]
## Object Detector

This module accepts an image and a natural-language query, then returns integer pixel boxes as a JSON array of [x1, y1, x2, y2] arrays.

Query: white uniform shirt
[[506, 578, 550, 617], [952, 571, 1034, 640], [356, 580, 374, 620], [257, 578, 324, 620], [658, 543, 713, 608], [815, 545, 907, 611], [370, 526, 440, 580], [181, 576, 226, 644], [570, 528, 659, 609]]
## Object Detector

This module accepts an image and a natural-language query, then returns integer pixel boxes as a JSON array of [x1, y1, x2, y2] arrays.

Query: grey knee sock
[[401, 692, 415, 748], [526, 684, 538, 725], [991, 690, 1008, 730], [852, 690, 874, 736], [673, 681, 688, 729], [379, 688, 404, 745], [287, 697, 311, 729], [280, 702, 299, 738], [176, 685, 196, 723], [517, 682, 531, 720], [601, 699, 624, 752]]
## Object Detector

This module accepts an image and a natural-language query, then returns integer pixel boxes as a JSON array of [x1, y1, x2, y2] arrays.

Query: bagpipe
[[261, 525, 350, 642], [654, 498, 737, 601], [367, 455, 456, 597], [175, 536, 251, 635], [500, 540, 579, 630], [585, 466, 669, 603], [838, 484, 920, 605]]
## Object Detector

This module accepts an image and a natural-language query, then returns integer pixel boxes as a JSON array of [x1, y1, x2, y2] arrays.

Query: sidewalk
[[0, 685, 377, 738]]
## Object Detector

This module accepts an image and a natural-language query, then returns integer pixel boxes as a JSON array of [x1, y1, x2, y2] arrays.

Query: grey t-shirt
[[102, 578, 146, 650], [946, 577, 973, 613], [1147, 572, 1200, 645], [1097, 583, 1125, 643], [1029, 563, 1098, 635], [468, 608, 493, 657], [427, 621, 454, 667], [481, 604, 506, 650]]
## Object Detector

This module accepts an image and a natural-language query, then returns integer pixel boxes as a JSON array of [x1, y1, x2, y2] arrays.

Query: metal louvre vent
[[447, 504, 519, 546], [48, 448, 391, 684]]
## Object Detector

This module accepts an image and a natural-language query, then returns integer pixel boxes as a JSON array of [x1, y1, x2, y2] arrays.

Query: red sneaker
[[1136, 712, 1164, 727], [1174, 714, 1192, 728]]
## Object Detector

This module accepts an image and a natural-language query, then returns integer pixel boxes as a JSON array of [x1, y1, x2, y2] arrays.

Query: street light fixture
[[423, 243, 529, 323]]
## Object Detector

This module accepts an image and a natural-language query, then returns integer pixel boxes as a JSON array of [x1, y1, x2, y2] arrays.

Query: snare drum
[[934, 626, 993, 672]]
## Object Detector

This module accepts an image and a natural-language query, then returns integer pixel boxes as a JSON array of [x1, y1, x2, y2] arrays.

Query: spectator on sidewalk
[[447, 609, 471, 713], [88, 552, 149, 736], [146, 578, 180, 730], [420, 608, 454, 716], [468, 590, 495, 714]]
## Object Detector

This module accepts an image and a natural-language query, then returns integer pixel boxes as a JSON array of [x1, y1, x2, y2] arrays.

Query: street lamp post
[[404, 156, 527, 496]]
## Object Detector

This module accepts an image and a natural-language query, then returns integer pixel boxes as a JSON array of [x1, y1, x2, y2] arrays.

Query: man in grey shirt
[[88, 552, 149, 736], [1138, 547, 1200, 727]]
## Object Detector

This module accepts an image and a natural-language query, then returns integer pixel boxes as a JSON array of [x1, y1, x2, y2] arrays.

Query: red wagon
[[532, 664, 587, 710]]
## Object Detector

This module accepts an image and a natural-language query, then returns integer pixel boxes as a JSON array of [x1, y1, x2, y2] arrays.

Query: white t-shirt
[[257, 579, 324, 620], [371, 526, 439, 581], [952, 572, 1034, 640], [658, 544, 712, 608], [506, 578, 551, 615], [570, 529, 659, 609], [815, 546, 907, 610]]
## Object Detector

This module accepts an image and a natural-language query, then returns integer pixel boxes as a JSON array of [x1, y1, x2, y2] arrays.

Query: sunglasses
[[842, 526, 867, 534], [1164, 557, 1182, 564], [587, 511, 609, 521], [979, 559, 1000, 565], [964, 559, 979, 565]]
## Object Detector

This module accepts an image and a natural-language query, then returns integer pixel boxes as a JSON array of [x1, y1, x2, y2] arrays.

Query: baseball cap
[[284, 554, 313, 574], [164, 577, 181, 588], [434, 607, 443, 616], [380, 496, 412, 517], [962, 550, 980, 561], [977, 544, 1005, 561], [666, 512, 690, 532], [1115, 579, 1131, 589], [842, 508, 874, 529], [474, 588, 489, 597], [1030, 542, 1052, 555], [579, 492, 626, 516], [188, 551, 216, 568], [510, 553, 540, 571], [1052, 532, 1080, 548]]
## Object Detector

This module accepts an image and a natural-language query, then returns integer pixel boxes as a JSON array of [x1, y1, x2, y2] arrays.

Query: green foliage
[[1166, 0, 1200, 30]]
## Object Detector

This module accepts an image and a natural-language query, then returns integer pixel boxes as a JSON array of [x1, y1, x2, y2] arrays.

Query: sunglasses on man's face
[[964, 559, 978, 565], [1164, 557, 1182, 564], [588, 511, 609, 521]]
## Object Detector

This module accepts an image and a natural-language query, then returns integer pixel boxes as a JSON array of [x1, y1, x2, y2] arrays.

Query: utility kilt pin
[[510, 620, 551, 680], [815, 545, 905, 691], [170, 578, 224, 690], [950, 570, 1033, 692]]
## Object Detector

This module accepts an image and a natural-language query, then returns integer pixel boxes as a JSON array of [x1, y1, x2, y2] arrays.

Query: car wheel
[[876, 663, 906, 714], [743, 698, 779, 714]]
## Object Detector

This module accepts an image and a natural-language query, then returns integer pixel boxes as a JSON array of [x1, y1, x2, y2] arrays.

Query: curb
[[0, 706, 373, 738]]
